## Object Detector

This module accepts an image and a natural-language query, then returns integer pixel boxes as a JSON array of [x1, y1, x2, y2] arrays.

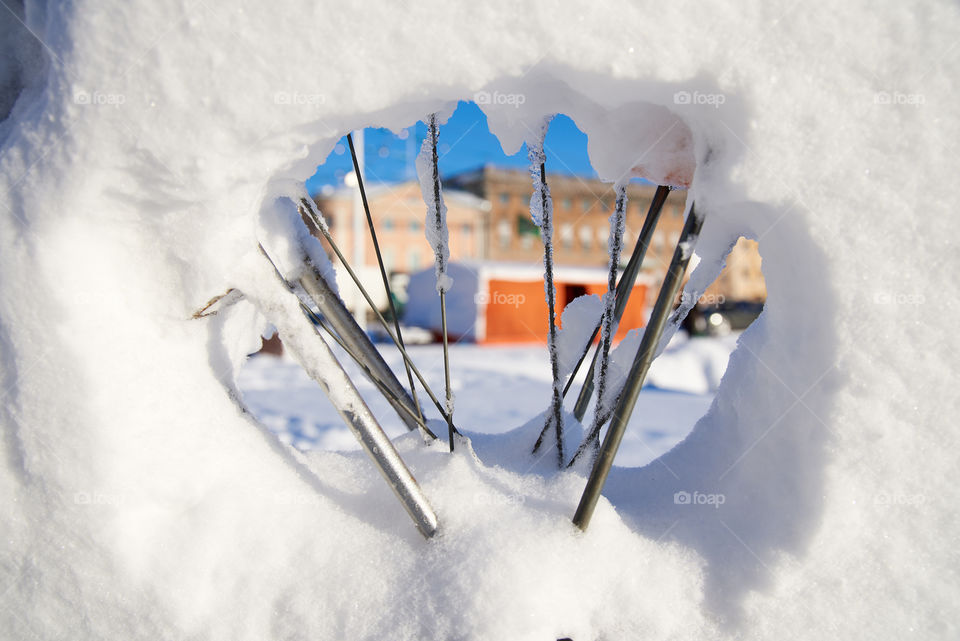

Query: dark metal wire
[[532, 186, 671, 456], [347, 133, 426, 427], [535, 159, 566, 468], [573, 184, 627, 464], [424, 114, 456, 452], [570, 185, 671, 418]]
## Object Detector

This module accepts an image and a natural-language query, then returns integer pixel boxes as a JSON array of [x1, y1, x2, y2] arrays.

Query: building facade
[[311, 166, 765, 323], [445, 166, 690, 273], [313, 180, 489, 276]]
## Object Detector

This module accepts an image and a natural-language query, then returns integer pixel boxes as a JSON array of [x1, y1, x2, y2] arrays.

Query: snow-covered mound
[[1, 1, 957, 639]]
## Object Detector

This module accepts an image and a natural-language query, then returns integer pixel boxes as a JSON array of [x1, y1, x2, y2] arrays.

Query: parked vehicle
[[683, 300, 764, 336]]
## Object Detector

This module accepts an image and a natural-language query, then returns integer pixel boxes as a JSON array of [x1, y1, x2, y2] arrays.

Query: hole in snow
[[238, 100, 765, 464]]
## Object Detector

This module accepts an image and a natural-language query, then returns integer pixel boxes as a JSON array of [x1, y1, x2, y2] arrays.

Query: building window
[[410, 220, 421, 232], [408, 249, 421, 271], [499, 193, 510, 204], [497, 219, 511, 249], [382, 248, 395, 273], [673, 205, 682, 218], [596, 227, 607, 246], [582, 197, 592, 212], [517, 215, 540, 239], [579, 226, 592, 250], [383, 218, 394, 231], [561, 224, 574, 250], [653, 231, 665, 252], [562, 197, 573, 210], [462, 224, 471, 236]]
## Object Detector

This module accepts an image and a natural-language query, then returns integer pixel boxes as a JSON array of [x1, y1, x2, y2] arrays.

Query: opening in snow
[[238, 101, 766, 465]]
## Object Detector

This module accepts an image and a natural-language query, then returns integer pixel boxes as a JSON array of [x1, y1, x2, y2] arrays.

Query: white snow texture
[[0, 1, 957, 639]]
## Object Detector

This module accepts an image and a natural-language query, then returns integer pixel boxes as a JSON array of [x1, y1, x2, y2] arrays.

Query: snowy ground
[[238, 331, 738, 468], [5, 2, 958, 638]]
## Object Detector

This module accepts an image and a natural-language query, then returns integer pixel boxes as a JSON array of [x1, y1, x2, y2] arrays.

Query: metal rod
[[534, 184, 672, 455], [534, 155, 565, 468], [424, 113, 456, 452], [297, 268, 433, 437], [347, 133, 426, 426], [298, 200, 460, 432], [260, 249, 439, 538], [302, 302, 437, 439], [570, 185, 671, 419], [256, 242, 435, 438], [569, 184, 628, 465], [573, 204, 705, 531]]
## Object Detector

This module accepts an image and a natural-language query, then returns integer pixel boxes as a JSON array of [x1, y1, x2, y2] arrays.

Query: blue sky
[[305, 101, 600, 195]]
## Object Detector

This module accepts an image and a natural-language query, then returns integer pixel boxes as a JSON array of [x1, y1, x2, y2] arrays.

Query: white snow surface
[[554, 293, 603, 383], [1, 1, 959, 639], [239, 337, 727, 465]]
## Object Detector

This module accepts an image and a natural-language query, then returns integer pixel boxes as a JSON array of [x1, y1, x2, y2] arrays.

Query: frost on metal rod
[[254, 245, 439, 540], [416, 112, 456, 451], [297, 199, 458, 431], [258, 196, 432, 437], [527, 116, 566, 467], [416, 113, 453, 294], [569, 182, 628, 465]]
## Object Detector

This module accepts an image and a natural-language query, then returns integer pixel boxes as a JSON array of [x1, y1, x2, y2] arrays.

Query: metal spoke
[[422, 113, 456, 452], [303, 303, 438, 439], [258, 247, 439, 538], [529, 133, 566, 467], [572, 203, 705, 531], [297, 265, 436, 438], [569, 185, 671, 419], [347, 133, 426, 427], [534, 184, 671, 455], [298, 200, 461, 433], [573, 183, 628, 464]]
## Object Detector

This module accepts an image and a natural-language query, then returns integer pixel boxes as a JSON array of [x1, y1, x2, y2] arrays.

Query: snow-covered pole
[[416, 113, 456, 452], [258, 247, 439, 539], [299, 301, 437, 437], [297, 266, 431, 437], [568, 185, 671, 419], [573, 203, 705, 531], [571, 183, 628, 462], [535, 185, 670, 456], [299, 200, 461, 432], [347, 133, 426, 428], [527, 117, 565, 468]]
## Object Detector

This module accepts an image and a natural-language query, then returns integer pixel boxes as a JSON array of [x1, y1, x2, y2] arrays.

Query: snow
[[1, 1, 958, 639], [238, 336, 726, 468], [554, 293, 603, 382]]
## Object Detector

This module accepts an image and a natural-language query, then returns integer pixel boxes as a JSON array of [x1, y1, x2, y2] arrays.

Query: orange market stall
[[404, 261, 650, 343]]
